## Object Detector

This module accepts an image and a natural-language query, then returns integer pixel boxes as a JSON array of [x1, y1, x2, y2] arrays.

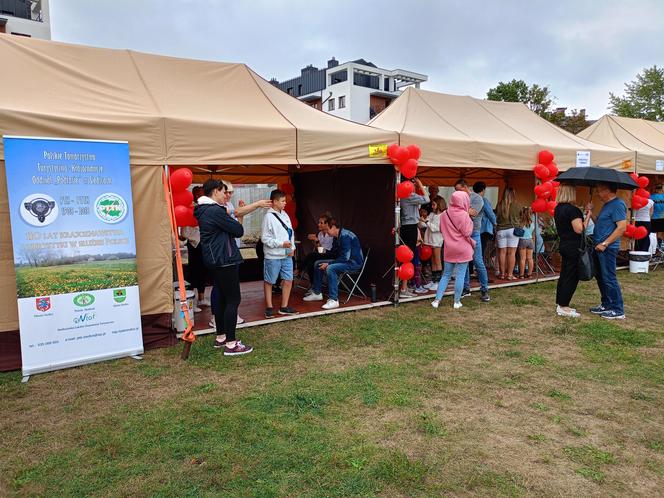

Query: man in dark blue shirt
[[590, 182, 627, 319], [303, 219, 363, 310]]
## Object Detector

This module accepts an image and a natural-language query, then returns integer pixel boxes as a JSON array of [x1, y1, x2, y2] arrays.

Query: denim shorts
[[518, 238, 534, 250], [264, 257, 293, 284]]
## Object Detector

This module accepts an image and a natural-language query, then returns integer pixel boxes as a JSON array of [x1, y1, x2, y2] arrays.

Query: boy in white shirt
[[261, 189, 299, 318]]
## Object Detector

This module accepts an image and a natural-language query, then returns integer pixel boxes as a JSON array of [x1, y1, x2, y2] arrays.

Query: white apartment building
[[0, 0, 50, 39], [273, 57, 427, 124]]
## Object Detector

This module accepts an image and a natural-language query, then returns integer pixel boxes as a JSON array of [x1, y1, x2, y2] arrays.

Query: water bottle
[[370, 283, 377, 303]]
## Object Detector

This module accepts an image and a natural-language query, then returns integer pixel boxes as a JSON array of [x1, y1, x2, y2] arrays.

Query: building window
[[297, 84, 302, 96], [330, 69, 348, 85], [328, 98, 335, 111], [384, 78, 390, 91], [338, 96, 346, 109]]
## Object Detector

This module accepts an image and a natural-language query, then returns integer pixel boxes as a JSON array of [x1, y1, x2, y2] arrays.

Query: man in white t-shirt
[[634, 197, 654, 252]]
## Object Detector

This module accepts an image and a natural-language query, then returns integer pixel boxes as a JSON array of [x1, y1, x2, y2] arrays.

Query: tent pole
[[394, 169, 401, 306]]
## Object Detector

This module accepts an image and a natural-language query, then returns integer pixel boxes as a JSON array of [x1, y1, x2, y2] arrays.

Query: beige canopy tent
[[578, 115, 664, 175], [0, 35, 396, 345], [369, 87, 634, 174]]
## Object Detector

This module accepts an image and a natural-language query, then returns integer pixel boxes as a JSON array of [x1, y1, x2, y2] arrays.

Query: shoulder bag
[[577, 228, 595, 281]]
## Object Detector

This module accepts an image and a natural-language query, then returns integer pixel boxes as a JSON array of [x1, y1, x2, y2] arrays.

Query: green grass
[[1, 272, 663, 496], [15, 258, 138, 297]]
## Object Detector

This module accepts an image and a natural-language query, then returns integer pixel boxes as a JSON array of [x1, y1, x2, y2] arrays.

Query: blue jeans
[[594, 247, 624, 314], [435, 261, 469, 303], [464, 232, 488, 292], [312, 260, 360, 301]]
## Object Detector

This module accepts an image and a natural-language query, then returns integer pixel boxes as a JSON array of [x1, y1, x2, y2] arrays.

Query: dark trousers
[[635, 221, 651, 252], [186, 243, 206, 294], [556, 253, 580, 307], [303, 251, 326, 282], [594, 247, 624, 314], [481, 232, 494, 266], [211, 265, 241, 341]]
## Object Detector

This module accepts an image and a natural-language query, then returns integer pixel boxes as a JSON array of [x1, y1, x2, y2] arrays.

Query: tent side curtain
[[370, 88, 635, 171], [0, 163, 173, 333], [578, 115, 664, 174]]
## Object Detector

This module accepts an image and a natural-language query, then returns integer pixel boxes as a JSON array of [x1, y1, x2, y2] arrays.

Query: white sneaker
[[556, 305, 580, 318], [399, 290, 416, 298], [208, 317, 216, 328], [303, 292, 323, 301], [415, 286, 428, 294], [322, 299, 339, 310], [237, 315, 245, 325], [431, 299, 440, 308], [453, 301, 463, 309], [425, 281, 438, 290], [199, 298, 211, 306]]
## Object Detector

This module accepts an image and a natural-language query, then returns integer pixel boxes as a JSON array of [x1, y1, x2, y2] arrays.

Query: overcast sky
[[50, 0, 662, 120]]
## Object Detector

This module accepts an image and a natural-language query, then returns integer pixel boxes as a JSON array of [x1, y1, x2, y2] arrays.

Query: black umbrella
[[555, 166, 638, 190]]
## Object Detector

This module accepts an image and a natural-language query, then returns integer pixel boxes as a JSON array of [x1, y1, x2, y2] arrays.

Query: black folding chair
[[338, 248, 370, 304]]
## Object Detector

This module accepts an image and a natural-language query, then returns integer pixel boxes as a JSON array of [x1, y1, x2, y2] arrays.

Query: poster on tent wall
[[3, 136, 143, 376]]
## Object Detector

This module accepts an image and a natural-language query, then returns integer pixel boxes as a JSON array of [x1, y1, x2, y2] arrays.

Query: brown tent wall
[[293, 165, 396, 299]]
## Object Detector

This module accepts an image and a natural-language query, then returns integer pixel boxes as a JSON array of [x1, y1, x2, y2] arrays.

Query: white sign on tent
[[576, 151, 591, 168]]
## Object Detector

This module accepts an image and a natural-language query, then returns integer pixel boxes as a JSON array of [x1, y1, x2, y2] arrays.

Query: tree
[[547, 108, 590, 135], [609, 65, 664, 121], [487, 79, 554, 118]]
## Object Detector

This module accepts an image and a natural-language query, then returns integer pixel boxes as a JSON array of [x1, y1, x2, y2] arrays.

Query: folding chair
[[651, 245, 663, 272], [338, 248, 370, 304]]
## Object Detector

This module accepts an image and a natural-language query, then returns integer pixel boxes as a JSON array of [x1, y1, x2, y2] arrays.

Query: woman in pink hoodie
[[432, 190, 475, 309]]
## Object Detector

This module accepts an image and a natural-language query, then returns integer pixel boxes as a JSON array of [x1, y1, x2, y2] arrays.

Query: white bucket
[[629, 251, 650, 274], [173, 289, 195, 331]]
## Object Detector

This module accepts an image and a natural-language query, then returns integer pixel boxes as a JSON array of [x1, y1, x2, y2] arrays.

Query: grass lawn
[[15, 259, 138, 297], [1, 271, 663, 497]]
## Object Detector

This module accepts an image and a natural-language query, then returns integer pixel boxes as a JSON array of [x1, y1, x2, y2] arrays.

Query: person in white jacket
[[423, 196, 445, 289], [261, 189, 299, 318]]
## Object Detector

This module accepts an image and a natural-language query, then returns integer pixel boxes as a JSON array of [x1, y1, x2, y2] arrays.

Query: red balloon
[[387, 143, 400, 160], [630, 173, 640, 183], [634, 226, 648, 240], [624, 224, 636, 238], [184, 211, 198, 227], [172, 189, 194, 207], [419, 245, 433, 261], [632, 195, 648, 210], [551, 187, 559, 200], [534, 183, 552, 198], [636, 188, 650, 199], [531, 198, 547, 213], [174, 205, 191, 226], [538, 150, 554, 165], [284, 201, 296, 217], [547, 162, 559, 179], [398, 262, 415, 281], [280, 183, 295, 195], [534, 164, 550, 180], [551, 181, 561, 187], [396, 244, 414, 263], [170, 168, 193, 193], [390, 146, 410, 166], [396, 180, 415, 199], [406, 144, 421, 161], [400, 158, 418, 179], [637, 176, 650, 189]]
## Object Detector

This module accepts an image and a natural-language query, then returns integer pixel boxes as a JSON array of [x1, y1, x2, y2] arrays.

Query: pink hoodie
[[440, 191, 474, 263]]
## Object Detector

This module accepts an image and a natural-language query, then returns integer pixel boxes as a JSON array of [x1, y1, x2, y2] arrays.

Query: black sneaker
[[461, 289, 472, 299], [590, 304, 607, 314], [278, 306, 299, 316], [224, 341, 253, 356], [265, 307, 275, 318], [600, 310, 625, 320], [213, 337, 227, 349], [480, 291, 490, 302]]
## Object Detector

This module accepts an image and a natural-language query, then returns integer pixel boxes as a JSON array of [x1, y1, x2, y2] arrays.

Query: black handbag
[[578, 229, 595, 281]]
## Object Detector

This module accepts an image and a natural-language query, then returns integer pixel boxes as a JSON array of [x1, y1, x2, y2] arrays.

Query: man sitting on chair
[[303, 219, 363, 310], [302, 212, 334, 285]]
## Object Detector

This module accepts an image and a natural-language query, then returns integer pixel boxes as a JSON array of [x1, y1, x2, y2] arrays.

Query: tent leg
[[393, 170, 402, 306], [181, 341, 192, 361]]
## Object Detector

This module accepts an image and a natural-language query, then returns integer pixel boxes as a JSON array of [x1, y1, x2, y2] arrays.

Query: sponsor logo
[[35, 297, 51, 312], [94, 193, 128, 224], [74, 312, 96, 324], [113, 288, 127, 303], [20, 193, 58, 227], [73, 293, 95, 307]]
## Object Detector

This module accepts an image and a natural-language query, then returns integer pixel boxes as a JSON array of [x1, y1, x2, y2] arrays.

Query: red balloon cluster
[[388, 143, 422, 199], [395, 244, 415, 280], [531, 151, 558, 215], [630, 173, 651, 210], [170, 168, 197, 227], [624, 223, 648, 240]]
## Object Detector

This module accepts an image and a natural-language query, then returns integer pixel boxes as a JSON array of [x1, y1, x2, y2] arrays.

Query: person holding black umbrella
[[590, 182, 627, 320]]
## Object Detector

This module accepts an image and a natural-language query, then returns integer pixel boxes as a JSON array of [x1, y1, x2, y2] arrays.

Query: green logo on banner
[[73, 293, 95, 307], [113, 289, 127, 303], [94, 193, 128, 224]]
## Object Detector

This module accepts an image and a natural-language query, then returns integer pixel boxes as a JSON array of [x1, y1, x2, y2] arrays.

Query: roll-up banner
[[3, 136, 143, 376]]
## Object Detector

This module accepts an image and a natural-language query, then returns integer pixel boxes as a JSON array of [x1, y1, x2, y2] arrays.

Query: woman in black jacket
[[194, 179, 252, 356], [553, 184, 591, 317]]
